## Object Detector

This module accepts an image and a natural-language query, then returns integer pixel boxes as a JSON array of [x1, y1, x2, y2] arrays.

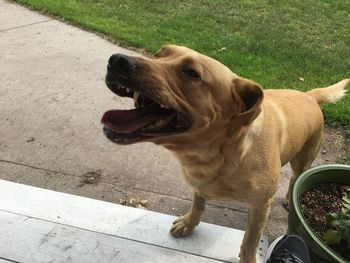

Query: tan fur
[[307, 79, 349, 103], [111, 45, 348, 263]]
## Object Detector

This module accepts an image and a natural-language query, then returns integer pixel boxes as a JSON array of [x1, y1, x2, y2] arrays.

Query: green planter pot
[[288, 164, 350, 263]]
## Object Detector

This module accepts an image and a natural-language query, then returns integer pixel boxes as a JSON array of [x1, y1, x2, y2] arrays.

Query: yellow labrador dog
[[101, 45, 349, 263]]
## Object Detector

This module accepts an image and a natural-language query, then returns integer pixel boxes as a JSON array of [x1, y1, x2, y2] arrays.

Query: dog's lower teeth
[[155, 120, 164, 127], [160, 104, 169, 109], [126, 88, 131, 93], [144, 120, 164, 131], [134, 91, 140, 99]]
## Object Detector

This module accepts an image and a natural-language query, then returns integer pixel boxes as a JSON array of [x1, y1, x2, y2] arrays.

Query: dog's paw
[[239, 249, 256, 263], [239, 257, 256, 263], [170, 216, 196, 237]]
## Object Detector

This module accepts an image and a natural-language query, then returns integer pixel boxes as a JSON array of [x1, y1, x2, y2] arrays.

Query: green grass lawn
[[15, 0, 350, 128]]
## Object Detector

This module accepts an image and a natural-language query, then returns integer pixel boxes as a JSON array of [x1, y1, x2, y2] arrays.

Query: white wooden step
[[0, 180, 268, 262]]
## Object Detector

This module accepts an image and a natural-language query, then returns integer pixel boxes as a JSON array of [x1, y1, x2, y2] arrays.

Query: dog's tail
[[306, 79, 349, 104]]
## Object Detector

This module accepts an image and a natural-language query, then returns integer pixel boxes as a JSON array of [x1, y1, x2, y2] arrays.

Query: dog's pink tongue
[[101, 106, 162, 133]]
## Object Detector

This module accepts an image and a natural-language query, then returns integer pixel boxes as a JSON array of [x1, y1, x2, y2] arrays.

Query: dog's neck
[[169, 127, 258, 168], [164, 110, 264, 157], [160, 112, 264, 183]]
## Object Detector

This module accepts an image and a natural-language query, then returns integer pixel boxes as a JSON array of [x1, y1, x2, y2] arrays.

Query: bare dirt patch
[[320, 124, 350, 165]]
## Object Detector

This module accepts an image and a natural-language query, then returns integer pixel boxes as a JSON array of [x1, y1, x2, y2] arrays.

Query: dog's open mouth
[[101, 82, 192, 144]]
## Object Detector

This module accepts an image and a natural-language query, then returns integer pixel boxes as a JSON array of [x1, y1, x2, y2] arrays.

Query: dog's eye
[[182, 69, 201, 80]]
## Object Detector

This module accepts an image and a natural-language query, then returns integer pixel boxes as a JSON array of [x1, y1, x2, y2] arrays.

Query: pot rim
[[291, 164, 350, 262]]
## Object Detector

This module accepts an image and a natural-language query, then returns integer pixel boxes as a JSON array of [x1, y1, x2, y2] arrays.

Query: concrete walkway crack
[[0, 19, 53, 33], [0, 159, 76, 177]]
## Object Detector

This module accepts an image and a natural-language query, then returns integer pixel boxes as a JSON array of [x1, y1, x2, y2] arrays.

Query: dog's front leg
[[170, 192, 206, 237], [239, 199, 273, 263]]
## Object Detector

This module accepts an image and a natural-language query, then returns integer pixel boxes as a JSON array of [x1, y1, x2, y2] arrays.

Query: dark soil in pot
[[300, 183, 350, 261]]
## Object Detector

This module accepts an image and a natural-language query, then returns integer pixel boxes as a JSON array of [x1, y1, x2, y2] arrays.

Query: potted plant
[[288, 164, 350, 263], [322, 188, 350, 256]]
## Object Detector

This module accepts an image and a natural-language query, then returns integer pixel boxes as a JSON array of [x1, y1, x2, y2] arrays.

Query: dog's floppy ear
[[231, 78, 264, 126]]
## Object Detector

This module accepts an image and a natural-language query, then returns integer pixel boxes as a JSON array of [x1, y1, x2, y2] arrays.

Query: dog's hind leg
[[284, 128, 323, 208], [170, 192, 206, 237]]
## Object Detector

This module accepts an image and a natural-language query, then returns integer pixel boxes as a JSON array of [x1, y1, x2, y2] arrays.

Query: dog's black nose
[[108, 54, 135, 74]]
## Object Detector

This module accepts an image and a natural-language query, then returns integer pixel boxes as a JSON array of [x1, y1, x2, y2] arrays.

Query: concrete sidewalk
[[0, 0, 292, 240]]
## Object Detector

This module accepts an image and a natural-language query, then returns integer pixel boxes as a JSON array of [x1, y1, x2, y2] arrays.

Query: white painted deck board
[[0, 211, 220, 263], [0, 180, 268, 262]]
